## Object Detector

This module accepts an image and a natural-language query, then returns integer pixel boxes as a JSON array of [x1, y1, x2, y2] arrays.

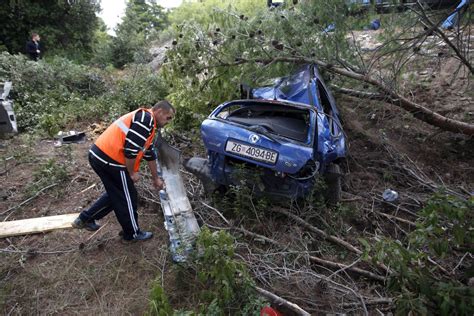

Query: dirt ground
[[0, 136, 172, 315], [1, 33, 473, 315]]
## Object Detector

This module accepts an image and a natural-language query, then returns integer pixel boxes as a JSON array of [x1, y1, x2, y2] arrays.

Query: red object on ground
[[261, 306, 283, 316]]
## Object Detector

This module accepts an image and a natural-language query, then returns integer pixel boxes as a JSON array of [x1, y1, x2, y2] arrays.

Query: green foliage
[[89, 19, 114, 67], [147, 228, 265, 315], [115, 64, 169, 112], [109, 31, 147, 69], [5, 133, 36, 164], [305, 177, 328, 207], [111, 0, 168, 68], [413, 193, 473, 255], [219, 165, 268, 218], [147, 280, 174, 316], [168, 0, 266, 27], [207, 162, 276, 225], [194, 228, 265, 315], [362, 193, 474, 315], [161, 0, 355, 124], [33, 158, 69, 184], [0, 53, 168, 135], [0, 0, 100, 60], [0, 53, 106, 135], [24, 157, 70, 197], [119, 0, 168, 37], [0, 53, 105, 135]]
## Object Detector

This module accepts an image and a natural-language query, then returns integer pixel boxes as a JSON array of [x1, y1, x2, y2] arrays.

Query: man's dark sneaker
[[123, 231, 153, 241], [71, 217, 100, 231]]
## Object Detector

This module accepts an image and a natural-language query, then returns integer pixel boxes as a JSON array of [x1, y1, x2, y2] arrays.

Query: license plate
[[225, 140, 278, 164]]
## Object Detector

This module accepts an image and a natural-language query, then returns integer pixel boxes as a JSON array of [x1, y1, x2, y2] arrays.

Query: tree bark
[[226, 56, 474, 136], [255, 287, 311, 316]]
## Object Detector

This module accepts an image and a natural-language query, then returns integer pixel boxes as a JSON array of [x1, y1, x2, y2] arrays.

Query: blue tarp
[[442, 0, 470, 29]]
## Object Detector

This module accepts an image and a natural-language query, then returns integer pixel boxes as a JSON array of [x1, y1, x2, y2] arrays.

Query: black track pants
[[79, 153, 140, 239]]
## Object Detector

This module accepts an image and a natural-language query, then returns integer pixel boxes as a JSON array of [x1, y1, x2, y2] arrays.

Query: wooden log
[[0, 213, 80, 238]]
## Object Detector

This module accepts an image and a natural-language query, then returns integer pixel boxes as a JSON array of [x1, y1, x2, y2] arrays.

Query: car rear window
[[219, 103, 310, 143]]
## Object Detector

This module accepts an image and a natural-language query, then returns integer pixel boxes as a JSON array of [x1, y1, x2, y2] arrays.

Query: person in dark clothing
[[72, 101, 175, 241], [26, 33, 41, 61]]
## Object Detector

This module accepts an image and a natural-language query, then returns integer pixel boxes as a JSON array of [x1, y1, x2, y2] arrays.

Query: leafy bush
[[32, 158, 69, 184], [147, 281, 173, 316], [160, 0, 354, 125], [362, 193, 474, 315], [115, 64, 169, 111], [22, 157, 71, 198], [0, 53, 168, 135], [147, 228, 266, 315]]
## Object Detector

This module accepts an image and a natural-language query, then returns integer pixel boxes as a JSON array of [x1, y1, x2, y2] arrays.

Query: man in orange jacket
[[72, 100, 175, 241]]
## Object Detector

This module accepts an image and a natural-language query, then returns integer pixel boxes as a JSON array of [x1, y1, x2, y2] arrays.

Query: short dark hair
[[152, 100, 175, 113], [31, 32, 39, 39]]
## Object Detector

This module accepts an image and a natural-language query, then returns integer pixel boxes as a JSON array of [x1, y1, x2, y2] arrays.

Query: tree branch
[[215, 56, 474, 135], [232, 226, 386, 282], [414, 1, 473, 74], [273, 207, 362, 254], [255, 286, 311, 316]]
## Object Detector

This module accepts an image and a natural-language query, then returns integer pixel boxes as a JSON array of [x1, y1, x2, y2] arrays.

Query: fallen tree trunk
[[331, 85, 392, 102], [322, 61, 474, 135], [225, 57, 474, 136]]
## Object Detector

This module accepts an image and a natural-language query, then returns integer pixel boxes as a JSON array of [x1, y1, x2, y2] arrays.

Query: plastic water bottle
[[382, 189, 399, 202]]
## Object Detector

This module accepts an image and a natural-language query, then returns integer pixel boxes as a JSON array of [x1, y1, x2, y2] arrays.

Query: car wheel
[[324, 163, 342, 206]]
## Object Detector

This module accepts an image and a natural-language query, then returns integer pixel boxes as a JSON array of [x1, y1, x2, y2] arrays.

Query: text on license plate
[[225, 140, 278, 164]]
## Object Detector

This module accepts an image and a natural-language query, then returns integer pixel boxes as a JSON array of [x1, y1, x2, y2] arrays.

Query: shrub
[[362, 193, 474, 315], [147, 228, 266, 315], [0, 53, 168, 135], [114, 64, 169, 111], [147, 281, 173, 316]]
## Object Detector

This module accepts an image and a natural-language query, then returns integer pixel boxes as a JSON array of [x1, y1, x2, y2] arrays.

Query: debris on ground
[[54, 131, 86, 146]]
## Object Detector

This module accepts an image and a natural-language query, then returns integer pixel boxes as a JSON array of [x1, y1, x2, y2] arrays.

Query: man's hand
[[153, 177, 165, 190], [147, 159, 164, 190], [130, 172, 140, 183]]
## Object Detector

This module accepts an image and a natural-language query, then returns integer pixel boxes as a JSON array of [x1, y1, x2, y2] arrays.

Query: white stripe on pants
[[120, 170, 139, 237]]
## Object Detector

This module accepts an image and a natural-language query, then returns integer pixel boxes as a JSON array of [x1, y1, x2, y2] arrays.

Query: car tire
[[324, 163, 342, 206]]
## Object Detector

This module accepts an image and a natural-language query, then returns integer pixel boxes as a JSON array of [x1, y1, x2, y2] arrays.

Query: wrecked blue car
[[186, 64, 346, 203]]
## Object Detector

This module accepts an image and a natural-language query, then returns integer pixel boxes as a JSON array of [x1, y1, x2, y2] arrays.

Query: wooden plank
[[0, 213, 80, 238]]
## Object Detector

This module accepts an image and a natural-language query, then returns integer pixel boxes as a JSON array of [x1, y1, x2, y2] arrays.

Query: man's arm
[[125, 158, 139, 182], [147, 159, 164, 190], [123, 109, 155, 181]]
